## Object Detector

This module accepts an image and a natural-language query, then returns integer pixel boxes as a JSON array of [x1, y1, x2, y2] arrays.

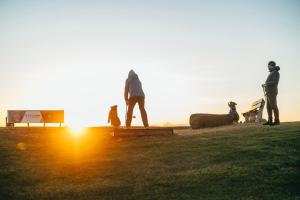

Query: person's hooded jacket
[[265, 66, 280, 95], [124, 70, 145, 101]]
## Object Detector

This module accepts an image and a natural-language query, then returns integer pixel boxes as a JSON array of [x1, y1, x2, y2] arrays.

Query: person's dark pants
[[266, 94, 280, 123], [126, 96, 149, 127]]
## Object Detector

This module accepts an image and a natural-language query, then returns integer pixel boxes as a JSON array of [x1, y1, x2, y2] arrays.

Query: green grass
[[0, 123, 299, 200]]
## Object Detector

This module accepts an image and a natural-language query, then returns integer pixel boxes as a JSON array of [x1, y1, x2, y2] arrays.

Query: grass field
[[0, 123, 299, 200]]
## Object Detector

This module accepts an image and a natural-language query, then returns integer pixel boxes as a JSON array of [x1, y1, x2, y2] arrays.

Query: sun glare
[[68, 124, 86, 137]]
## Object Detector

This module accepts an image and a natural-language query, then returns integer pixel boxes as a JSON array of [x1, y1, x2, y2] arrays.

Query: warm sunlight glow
[[0, 0, 299, 127], [68, 124, 86, 138]]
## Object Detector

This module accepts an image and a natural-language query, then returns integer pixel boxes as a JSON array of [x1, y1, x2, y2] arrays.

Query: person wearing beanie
[[124, 70, 149, 127], [263, 61, 280, 125]]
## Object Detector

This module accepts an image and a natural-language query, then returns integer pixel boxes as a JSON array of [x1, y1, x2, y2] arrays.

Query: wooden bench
[[242, 98, 265, 123]]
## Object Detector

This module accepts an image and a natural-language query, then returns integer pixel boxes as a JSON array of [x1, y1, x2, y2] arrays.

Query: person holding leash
[[124, 70, 149, 127], [263, 61, 280, 126]]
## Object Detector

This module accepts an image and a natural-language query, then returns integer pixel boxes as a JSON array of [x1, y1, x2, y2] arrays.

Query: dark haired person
[[124, 70, 149, 127], [263, 61, 280, 126]]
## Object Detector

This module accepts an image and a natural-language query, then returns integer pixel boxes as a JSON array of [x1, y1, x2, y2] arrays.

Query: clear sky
[[0, 0, 299, 128]]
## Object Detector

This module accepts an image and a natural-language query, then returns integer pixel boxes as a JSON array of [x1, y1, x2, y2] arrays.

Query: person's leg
[[126, 97, 137, 127], [137, 97, 149, 127], [269, 94, 280, 124], [266, 96, 273, 124], [263, 96, 273, 125]]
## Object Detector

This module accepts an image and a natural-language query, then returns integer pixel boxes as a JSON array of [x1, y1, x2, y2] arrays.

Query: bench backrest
[[251, 98, 265, 110], [7, 110, 64, 124]]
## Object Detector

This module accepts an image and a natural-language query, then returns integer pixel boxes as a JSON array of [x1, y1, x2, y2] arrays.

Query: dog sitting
[[108, 105, 121, 127], [228, 101, 239, 122]]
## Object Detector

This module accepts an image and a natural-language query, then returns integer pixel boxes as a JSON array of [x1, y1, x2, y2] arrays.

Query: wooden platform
[[111, 127, 174, 137]]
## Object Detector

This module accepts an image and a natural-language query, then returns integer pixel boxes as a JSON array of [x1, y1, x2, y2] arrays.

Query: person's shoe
[[272, 121, 280, 126], [263, 121, 272, 125]]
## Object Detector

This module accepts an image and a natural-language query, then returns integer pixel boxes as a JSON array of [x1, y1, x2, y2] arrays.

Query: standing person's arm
[[265, 72, 279, 86], [124, 80, 129, 105]]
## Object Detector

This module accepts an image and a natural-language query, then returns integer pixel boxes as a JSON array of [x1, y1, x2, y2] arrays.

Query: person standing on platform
[[124, 70, 149, 128]]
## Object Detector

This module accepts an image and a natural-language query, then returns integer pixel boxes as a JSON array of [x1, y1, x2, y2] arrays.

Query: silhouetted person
[[124, 70, 149, 127], [263, 61, 280, 126]]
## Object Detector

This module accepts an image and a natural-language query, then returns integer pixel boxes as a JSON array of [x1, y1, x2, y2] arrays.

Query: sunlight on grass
[[16, 142, 26, 151], [67, 124, 86, 138], [1, 122, 299, 199]]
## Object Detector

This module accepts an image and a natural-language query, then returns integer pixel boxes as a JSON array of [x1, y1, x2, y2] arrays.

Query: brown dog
[[108, 105, 121, 127]]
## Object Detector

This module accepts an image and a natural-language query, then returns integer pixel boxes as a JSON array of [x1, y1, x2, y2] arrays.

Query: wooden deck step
[[111, 127, 174, 137]]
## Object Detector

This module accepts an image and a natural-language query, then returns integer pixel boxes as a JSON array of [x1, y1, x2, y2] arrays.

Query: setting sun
[[67, 125, 86, 137]]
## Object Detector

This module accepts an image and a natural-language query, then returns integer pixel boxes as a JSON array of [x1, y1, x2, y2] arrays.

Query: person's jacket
[[124, 70, 145, 101], [265, 66, 280, 95]]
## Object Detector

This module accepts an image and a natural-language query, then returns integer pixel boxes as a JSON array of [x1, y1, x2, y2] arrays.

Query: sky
[[0, 0, 299, 128]]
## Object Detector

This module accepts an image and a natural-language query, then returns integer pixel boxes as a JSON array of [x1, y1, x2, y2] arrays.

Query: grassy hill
[[0, 123, 299, 200]]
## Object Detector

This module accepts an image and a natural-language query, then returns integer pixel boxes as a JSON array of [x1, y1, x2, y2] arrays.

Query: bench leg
[[256, 110, 263, 122]]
